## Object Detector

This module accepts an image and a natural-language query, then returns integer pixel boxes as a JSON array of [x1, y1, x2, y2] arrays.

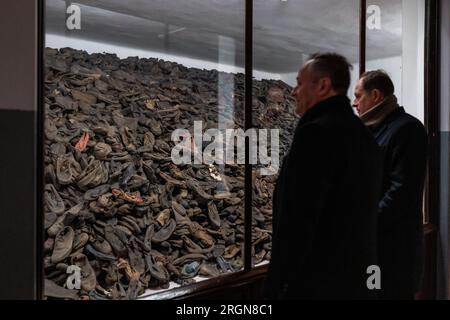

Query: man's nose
[[291, 88, 297, 97]]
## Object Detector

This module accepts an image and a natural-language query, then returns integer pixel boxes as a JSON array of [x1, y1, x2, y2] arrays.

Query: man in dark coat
[[353, 70, 428, 300], [266, 53, 382, 299]]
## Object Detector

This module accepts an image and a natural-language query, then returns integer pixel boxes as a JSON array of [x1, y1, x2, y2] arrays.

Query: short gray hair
[[307, 53, 353, 95]]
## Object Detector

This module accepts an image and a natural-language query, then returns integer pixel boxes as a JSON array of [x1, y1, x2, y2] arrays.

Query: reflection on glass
[[252, 0, 360, 267], [365, 0, 425, 220], [365, 0, 403, 113], [43, 0, 245, 299], [366, 0, 425, 123]]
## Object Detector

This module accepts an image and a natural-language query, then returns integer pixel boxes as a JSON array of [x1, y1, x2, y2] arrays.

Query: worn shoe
[[44, 184, 65, 214], [85, 243, 116, 261], [56, 154, 82, 185], [51, 226, 74, 263], [207, 201, 221, 229], [77, 156, 109, 190], [71, 253, 97, 292], [72, 232, 89, 251], [104, 225, 127, 257], [74, 131, 90, 152], [83, 184, 110, 201], [199, 263, 220, 278], [145, 253, 169, 282], [45, 279, 78, 300], [93, 142, 112, 160], [181, 261, 201, 279], [152, 219, 176, 243]]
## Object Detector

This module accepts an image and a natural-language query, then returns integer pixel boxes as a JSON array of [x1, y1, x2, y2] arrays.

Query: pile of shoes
[[43, 47, 297, 299]]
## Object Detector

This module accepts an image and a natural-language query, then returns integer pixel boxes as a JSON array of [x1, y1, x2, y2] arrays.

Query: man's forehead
[[299, 61, 312, 73], [305, 59, 316, 69], [297, 64, 310, 79], [355, 79, 363, 90]]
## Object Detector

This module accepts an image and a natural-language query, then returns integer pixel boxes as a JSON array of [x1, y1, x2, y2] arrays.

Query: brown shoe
[[71, 253, 97, 292], [51, 226, 74, 263], [152, 219, 176, 243], [207, 201, 221, 229], [45, 279, 79, 300], [44, 184, 65, 214], [72, 232, 89, 251]]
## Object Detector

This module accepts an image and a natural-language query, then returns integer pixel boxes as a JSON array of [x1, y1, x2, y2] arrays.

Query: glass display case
[[366, 0, 425, 124], [43, 0, 249, 300], [37, 0, 432, 300], [252, 0, 360, 268]]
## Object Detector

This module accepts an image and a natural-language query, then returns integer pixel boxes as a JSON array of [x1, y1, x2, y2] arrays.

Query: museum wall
[[0, 1, 38, 112], [0, 0, 39, 299], [401, 0, 425, 124]]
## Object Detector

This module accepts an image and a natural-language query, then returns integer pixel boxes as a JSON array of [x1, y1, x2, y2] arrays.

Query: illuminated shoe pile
[[43, 47, 297, 299]]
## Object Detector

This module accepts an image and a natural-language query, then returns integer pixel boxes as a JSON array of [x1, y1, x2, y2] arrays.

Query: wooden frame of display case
[[421, 0, 440, 300]]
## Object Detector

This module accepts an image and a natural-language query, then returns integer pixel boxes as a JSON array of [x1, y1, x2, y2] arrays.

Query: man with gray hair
[[353, 70, 428, 300]]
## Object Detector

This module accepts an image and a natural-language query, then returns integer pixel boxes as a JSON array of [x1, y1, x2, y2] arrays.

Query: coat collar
[[360, 95, 400, 127], [371, 107, 406, 140], [299, 95, 352, 124]]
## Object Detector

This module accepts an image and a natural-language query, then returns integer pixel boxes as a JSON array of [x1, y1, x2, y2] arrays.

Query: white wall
[[353, 56, 403, 105], [402, 0, 425, 123]]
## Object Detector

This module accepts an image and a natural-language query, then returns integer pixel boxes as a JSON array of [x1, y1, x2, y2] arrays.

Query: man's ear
[[318, 77, 333, 96], [371, 89, 384, 103]]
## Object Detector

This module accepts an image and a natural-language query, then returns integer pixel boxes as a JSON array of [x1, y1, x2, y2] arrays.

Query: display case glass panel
[[43, 0, 246, 299], [251, 0, 360, 267], [365, 0, 426, 220], [41, 0, 428, 299]]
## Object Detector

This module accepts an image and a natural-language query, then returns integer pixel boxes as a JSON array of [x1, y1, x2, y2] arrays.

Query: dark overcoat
[[266, 95, 382, 299], [369, 107, 428, 299]]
